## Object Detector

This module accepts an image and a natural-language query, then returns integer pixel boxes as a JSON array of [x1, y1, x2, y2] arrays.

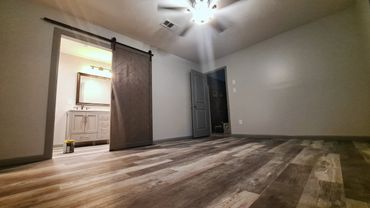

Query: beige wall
[[205, 2, 370, 136], [0, 0, 199, 160], [152, 51, 197, 141]]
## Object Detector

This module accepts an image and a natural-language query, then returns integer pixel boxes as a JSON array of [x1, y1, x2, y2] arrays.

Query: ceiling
[[33, 0, 355, 63], [60, 36, 112, 64]]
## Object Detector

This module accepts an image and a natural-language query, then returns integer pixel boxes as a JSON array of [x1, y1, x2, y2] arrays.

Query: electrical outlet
[[232, 80, 236, 85], [238, 120, 243, 125], [233, 88, 237, 93]]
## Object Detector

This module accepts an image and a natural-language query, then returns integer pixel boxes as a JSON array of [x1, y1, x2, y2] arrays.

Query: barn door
[[110, 44, 152, 150]]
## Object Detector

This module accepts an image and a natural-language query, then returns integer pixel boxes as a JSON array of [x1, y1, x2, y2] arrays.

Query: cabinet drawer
[[70, 134, 97, 142]]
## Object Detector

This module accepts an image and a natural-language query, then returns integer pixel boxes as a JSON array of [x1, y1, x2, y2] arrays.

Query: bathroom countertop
[[68, 109, 110, 112]]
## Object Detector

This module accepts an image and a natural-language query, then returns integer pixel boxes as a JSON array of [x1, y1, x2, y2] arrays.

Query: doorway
[[52, 33, 112, 157], [47, 27, 153, 159], [206, 67, 230, 135]]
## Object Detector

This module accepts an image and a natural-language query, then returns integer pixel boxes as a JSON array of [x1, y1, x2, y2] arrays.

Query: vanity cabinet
[[66, 111, 110, 143]]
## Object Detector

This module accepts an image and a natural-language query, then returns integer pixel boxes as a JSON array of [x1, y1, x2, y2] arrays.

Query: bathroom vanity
[[66, 110, 110, 145]]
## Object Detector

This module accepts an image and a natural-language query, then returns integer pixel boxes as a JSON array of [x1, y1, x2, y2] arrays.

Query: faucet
[[80, 104, 85, 110]]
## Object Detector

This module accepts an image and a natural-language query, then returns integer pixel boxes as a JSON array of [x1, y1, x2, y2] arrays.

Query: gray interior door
[[191, 70, 211, 138], [110, 44, 153, 150]]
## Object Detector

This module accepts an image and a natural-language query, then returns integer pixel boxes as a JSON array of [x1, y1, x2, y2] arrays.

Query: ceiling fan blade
[[208, 0, 218, 8], [217, 0, 241, 9], [188, 0, 195, 7], [210, 19, 227, 33], [157, 5, 188, 12], [179, 23, 194, 36]]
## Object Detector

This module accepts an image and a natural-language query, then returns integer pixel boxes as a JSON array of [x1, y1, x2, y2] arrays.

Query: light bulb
[[191, 0, 214, 24]]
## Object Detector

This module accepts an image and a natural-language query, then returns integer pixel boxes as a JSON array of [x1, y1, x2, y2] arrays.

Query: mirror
[[76, 72, 111, 106]]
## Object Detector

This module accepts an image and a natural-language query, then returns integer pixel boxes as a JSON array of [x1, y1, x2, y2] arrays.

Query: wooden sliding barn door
[[110, 44, 153, 150]]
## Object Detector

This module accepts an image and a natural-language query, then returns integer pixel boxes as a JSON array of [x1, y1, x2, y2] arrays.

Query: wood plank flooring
[[1, 137, 370, 208]]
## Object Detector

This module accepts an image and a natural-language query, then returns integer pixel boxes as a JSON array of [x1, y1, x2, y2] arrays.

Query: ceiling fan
[[158, 0, 241, 36]]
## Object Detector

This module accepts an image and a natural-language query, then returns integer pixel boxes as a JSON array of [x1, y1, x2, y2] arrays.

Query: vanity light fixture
[[90, 65, 111, 72], [83, 65, 112, 78]]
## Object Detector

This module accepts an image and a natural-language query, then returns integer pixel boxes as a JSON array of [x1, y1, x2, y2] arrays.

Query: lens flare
[[191, 0, 215, 24]]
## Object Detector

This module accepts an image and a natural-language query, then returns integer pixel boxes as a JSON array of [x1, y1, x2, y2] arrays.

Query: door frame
[[205, 66, 232, 134], [44, 28, 112, 159]]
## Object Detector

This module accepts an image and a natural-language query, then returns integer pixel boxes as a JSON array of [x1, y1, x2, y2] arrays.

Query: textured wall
[[205, 3, 370, 136]]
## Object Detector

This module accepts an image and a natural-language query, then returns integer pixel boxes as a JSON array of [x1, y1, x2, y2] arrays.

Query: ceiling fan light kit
[[158, 0, 241, 36], [190, 0, 216, 24]]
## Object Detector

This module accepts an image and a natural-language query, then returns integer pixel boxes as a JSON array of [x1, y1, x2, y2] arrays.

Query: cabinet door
[[70, 113, 86, 134], [98, 113, 110, 140], [85, 113, 98, 133]]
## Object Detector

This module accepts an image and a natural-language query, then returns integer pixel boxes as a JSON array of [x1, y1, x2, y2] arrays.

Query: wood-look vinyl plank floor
[[0, 137, 370, 208]]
